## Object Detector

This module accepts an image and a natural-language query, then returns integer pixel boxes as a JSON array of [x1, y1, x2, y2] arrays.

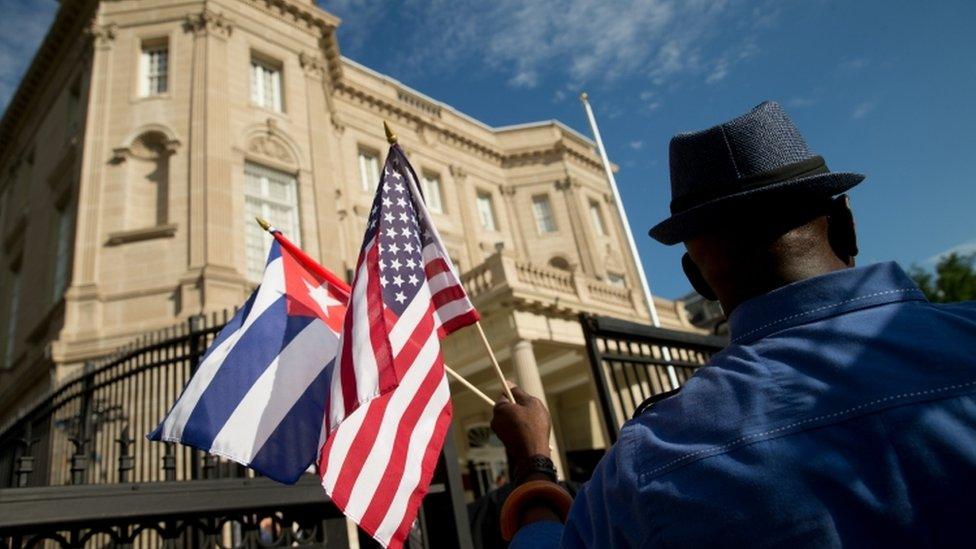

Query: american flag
[[319, 144, 479, 547]]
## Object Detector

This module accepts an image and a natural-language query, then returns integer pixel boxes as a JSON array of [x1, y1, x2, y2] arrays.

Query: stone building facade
[[0, 0, 695, 490]]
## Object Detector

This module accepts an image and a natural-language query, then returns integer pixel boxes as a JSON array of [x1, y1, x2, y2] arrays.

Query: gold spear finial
[[384, 120, 398, 144], [255, 217, 272, 232]]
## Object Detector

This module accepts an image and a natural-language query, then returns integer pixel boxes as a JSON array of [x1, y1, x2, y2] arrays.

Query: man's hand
[[491, 385, 552, 464]]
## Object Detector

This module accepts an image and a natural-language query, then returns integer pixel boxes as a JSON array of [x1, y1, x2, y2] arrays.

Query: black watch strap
[[514, 454, 557, 485]]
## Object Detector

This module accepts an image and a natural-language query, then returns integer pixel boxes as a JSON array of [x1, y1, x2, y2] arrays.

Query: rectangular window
[[358, 149, 381, 192], [52, 203, 75, 302], [476, 191, 497, 232], [4, 268, 21, 369], [589, 200, 607, 236], [607, 272, 626, 287], [532, 194, 557, 234], [250, 57, 283, 112], [139, 41, 168, 96], [244, 163, 301, 281], [420, 171, 444, 213]]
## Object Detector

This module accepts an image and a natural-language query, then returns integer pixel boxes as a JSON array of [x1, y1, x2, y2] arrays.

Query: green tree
[[908, 252, 976, 303]]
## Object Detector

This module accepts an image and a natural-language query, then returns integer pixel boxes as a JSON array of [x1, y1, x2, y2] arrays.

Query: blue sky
[[2, 1, 973, 298]]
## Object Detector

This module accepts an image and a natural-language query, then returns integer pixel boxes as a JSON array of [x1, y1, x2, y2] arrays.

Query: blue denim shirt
[[512, 262, 976, 548]]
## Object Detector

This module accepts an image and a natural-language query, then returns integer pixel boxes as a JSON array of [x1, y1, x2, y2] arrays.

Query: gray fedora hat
[[649, 101, 865, 245]]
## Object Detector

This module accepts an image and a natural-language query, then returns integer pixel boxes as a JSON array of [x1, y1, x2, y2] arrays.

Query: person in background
[[491, 101, 976, 547]]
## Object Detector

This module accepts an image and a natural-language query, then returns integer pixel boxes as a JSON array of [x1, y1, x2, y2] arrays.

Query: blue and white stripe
[[149, 242, 340, 484]]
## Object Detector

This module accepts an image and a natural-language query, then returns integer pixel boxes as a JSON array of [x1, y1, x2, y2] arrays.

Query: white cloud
[[705, 59, 729, 84], [788, 96, 816, 108], [324, 0, 771, 90], [629, 140, 644, 150], [851, 100, 876, 119], [839, 57, 870, 71], [924, 240, 976, 265], [0, 0, 58, 112]]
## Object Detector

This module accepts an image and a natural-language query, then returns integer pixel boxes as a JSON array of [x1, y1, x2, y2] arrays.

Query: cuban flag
[[149, 228, 349, 484]]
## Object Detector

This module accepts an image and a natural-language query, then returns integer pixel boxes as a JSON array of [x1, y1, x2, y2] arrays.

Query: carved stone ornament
[[449, 164, 467, 181], [554, 177, 575, 191], [248, 135, 292, 164], [298, 52, 327, 78], [184, 9, 234, 38], [85, 20, 118, 48], [330, 111, 346, 133]]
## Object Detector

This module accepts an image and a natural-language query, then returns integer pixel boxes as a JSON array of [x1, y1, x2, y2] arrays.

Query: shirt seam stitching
[[731, 287, 922, 343], [641, 379, 976, 479]]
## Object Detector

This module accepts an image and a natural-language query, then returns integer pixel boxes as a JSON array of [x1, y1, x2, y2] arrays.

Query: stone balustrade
[[460, 252, 641, 317]]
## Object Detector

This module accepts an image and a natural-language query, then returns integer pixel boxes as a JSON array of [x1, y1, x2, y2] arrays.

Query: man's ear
[[827, 194, 858, 266], [682, 253, 718, 301]]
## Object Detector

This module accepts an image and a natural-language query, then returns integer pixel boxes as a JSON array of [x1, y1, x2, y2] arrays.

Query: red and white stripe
[[319, 308, 452, 547], [408, 167, 480, 336], [319, 146, 480, 548], [327, 238, 394, 433]]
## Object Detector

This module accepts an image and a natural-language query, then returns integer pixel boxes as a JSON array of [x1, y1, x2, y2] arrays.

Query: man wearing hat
[[492, 101, 976, 547]]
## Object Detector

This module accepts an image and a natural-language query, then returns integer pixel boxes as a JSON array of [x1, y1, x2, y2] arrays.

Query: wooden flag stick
[[445, 365, 495, 407], [476, 321, 515, 402]]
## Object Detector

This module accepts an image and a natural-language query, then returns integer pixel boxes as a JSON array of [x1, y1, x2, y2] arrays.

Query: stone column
[[299, 51, 344, 273], [181, 9, 239, 312], [511, 339, 566, 478], [555, 177, 597, 276], [449, 165, 482, 265], [63, 19, 118, 343], [499, 184, 529, 258]]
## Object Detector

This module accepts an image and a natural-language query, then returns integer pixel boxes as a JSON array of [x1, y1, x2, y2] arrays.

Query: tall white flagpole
[[579, 92, 680, 390]]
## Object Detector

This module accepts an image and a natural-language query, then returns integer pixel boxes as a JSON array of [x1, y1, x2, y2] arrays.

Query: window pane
[[271, 69, 282, 111], [608, 272, 626, 287], [244, 163, 300, 281], [476, 193, 496, 231], [52, 205, 75, 301], [422, 173, 443, 213], [532, 195, 556, 233], [141, 45, 168, 96], [4, 270, 21, 369], [251, 60, 282, 112], [358, 151, 380, 192], [250, 62, 261, 105], [589, 201, 607, 236]]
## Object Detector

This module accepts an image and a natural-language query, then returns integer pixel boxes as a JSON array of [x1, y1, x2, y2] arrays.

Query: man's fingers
[[511, 385, 532, 405]]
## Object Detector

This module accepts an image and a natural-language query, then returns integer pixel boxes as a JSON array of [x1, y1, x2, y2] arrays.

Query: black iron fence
[[581, 313, 728, 443], [0, 312, 229, 489], [0, 312, 472, 548]]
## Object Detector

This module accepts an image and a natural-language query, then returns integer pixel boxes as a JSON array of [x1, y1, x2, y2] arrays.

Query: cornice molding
[[335, 74, 610, 174], [243, 0, 339, 33], [0, 0, 93, 164], [334, 81, 503, 164]]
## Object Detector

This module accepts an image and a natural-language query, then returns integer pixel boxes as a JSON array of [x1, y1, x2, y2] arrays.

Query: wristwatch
[[513, 454, 557, 485]]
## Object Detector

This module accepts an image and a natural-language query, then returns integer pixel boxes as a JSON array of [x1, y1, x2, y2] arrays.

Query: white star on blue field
[[2, 0, 973, 298]]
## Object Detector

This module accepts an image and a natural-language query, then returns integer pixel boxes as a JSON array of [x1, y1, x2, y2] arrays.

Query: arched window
[[549, 256, 572, 271], [126, 131, 170, 229]]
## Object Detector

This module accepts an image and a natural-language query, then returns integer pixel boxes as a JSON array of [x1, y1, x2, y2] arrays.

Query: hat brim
[[648, 172, 865, 245]]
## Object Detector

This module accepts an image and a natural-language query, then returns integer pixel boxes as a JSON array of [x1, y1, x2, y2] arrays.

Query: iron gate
[[580, 313, 727, 444]]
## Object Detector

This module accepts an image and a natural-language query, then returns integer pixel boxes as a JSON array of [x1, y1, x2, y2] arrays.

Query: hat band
[[670, 156, 828, 213]]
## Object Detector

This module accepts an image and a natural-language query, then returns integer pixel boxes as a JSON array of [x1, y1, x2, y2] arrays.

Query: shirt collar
[[728, 261, 927, 344]]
